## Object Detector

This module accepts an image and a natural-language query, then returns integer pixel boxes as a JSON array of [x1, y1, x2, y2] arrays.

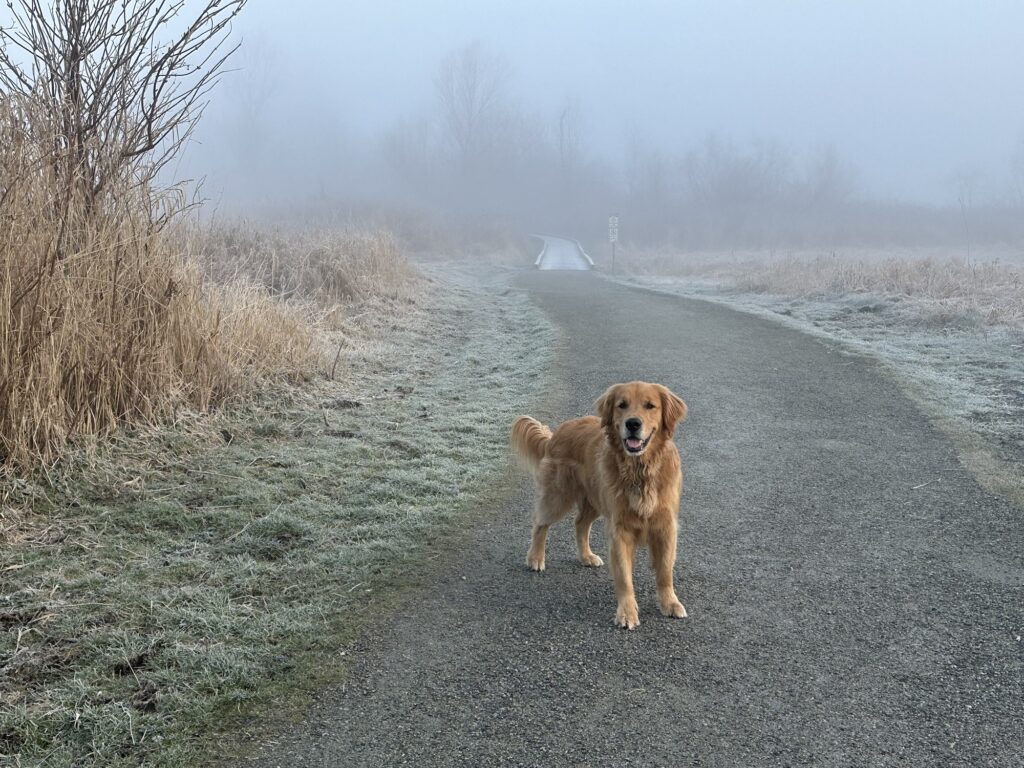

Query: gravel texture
[[247, 271, 1023, 768]]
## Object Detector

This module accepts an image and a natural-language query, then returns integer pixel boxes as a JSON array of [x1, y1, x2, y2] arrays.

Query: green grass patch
[[0, 266, 555, 766]]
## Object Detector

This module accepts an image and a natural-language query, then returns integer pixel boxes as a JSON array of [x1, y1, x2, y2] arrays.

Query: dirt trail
[[249, 271, 1022, 767]]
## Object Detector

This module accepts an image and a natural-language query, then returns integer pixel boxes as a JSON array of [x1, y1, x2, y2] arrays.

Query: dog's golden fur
[[511, 381, 688, 629]]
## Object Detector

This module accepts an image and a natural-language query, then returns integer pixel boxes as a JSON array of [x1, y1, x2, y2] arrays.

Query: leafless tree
[[434, 42, 509, 168], [0, 0, 246, 216]]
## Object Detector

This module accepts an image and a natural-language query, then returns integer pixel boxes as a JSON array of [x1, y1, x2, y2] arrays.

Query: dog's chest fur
[[615, 453, 661, 517]]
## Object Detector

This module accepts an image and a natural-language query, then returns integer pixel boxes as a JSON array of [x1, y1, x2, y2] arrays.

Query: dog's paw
[[659, 597, 688, 619], [615, 601, 640, 630], [579, 552, 604, 567], [526, 553, 546, 572]]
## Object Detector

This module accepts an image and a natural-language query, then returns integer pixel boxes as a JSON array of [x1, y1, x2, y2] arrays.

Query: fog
[[181, 0, 1024, 248]]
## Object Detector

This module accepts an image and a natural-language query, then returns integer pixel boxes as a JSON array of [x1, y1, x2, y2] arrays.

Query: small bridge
[[531, 235, 593, 270]]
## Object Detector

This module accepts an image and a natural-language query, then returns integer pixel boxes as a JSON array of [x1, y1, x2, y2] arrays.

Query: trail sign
[[608, 214, 619, 273]]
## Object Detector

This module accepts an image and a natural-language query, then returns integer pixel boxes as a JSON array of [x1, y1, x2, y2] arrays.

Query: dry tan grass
[[196, 223, 416, 303], [0, 206, 317, 469], [0, 99, 414, 471], [736, 254, 1024, 327], [623, 247, 1024, 328]]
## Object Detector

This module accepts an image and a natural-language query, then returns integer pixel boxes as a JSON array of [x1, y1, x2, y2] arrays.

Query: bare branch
[[0, 0, 246, 215]]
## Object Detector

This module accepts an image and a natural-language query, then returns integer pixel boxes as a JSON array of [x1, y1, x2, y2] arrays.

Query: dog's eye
[[617, 401, 628, 409], [643, 402, 656, 410]]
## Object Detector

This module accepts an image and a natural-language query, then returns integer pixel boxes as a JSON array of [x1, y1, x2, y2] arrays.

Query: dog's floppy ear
[[594, 384, 619, 428], [657, 385, 688, 434]]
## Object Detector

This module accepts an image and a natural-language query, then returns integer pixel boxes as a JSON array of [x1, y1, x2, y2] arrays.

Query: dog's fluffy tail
[[510, 416, 552, 473]]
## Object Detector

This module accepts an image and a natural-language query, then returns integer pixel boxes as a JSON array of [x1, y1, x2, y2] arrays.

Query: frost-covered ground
[[0, 263, 556, 767], [610, 260, 1024, 507]]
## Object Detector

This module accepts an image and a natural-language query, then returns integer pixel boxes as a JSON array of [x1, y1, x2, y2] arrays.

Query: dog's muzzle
[[624, 433, 652, 454]]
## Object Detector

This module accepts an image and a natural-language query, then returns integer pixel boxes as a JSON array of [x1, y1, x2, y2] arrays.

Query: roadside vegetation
[[1, 265, 553, 766], [621, 246, 1024, 326], [1, 0, 257, 470], [0, 2, 553, 765], [614, 246, 1024, 506]]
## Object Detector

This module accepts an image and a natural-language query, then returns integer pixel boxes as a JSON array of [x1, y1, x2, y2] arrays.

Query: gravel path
[[248, 271, 1022, 768]]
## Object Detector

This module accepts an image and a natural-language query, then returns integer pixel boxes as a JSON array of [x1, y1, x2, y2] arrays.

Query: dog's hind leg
[[574, 500, 604, 567], [526, 523, 550, 572], [526, 483, 573, 572]]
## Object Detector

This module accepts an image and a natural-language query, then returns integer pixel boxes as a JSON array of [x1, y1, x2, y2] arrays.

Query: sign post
[[608, 214, 619, 274]]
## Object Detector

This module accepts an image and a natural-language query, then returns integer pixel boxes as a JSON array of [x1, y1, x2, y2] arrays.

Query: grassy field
[[0, 264, 555, 767], [612, 246, 1024, 508]]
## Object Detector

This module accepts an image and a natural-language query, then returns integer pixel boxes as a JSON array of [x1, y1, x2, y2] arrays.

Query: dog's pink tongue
[[626, 437, 642, 450]]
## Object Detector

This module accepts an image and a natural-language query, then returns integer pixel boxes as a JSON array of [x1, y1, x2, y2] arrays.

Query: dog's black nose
[[625, 417, 642, 433]]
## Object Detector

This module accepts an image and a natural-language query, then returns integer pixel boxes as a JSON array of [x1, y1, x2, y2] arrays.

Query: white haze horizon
[[179, 0, 1024, 208]]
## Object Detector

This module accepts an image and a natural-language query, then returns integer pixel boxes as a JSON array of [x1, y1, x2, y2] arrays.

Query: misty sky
[[227, 0, 1024, 204]]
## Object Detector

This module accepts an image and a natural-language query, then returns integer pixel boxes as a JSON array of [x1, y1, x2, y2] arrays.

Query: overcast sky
[[223, 0, 1024, 204], [2, 1, 1018, 205]]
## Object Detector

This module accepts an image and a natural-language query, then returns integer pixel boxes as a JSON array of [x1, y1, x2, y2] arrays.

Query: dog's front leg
[[650, 519, 687, 618], [610, 526, 640, 629]]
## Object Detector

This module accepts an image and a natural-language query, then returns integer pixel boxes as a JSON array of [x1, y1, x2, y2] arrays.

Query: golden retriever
[[511, 381, 688, 629]]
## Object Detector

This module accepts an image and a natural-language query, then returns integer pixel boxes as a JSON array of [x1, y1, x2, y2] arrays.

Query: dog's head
[[595, 381, 687, 458]]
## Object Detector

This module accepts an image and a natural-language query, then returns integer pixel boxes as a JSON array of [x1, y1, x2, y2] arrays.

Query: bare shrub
[[0, 0, 245, 211], [0, 113, 316, 466], [0, 1, 328, 469]]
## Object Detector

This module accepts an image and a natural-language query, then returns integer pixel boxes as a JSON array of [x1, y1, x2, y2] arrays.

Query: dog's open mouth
[[624, 434, 652, 454]]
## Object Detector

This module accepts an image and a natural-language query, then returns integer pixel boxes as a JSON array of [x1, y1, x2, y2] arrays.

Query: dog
[[511, 381, 688, 629]]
